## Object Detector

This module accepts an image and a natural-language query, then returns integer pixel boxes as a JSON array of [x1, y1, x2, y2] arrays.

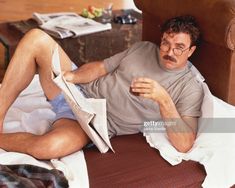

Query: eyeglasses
[[160, 42, 191, 56]]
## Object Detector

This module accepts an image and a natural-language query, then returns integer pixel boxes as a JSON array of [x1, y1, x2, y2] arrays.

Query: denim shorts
[[49, 85, 86, 123], [49, 62, 84, 123]]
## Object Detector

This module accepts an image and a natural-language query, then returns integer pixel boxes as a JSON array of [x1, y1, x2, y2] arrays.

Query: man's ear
[[188, 46, 196, 58]]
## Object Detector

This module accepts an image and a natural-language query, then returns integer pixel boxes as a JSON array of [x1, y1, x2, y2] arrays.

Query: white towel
[[1, 75, 89, 188]]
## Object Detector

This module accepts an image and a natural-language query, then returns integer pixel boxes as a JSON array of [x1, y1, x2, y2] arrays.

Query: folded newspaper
[[51, 45, 114, 153], [32, 12, 112, 39]]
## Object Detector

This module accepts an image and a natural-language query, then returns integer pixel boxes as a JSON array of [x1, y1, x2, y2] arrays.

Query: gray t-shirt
[[80, 41, 204, 137]]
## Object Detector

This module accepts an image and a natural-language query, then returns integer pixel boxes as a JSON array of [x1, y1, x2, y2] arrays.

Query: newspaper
[[32, 12, 112, 39], [33, 12, 79, 24], [51, 45, 114, 153]]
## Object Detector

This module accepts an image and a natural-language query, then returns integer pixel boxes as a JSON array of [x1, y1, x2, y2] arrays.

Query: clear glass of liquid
[[102, 3, 113, 23]]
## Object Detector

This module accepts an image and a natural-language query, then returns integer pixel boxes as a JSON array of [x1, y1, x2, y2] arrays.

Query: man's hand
[[130, 77, 168, 103], [63, 61, 107, 84]]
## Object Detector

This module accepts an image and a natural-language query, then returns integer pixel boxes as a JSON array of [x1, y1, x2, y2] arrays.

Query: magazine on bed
[[32, 12, 112, 39], [51, 45, 114, 153]]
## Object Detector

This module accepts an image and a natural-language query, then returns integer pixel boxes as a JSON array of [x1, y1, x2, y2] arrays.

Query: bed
[[1, 0, 235, 187], [83, 0, 235, 187]]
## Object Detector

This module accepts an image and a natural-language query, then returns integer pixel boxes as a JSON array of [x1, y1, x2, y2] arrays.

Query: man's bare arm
[[64, 61, 107, 84], [158, 97, 197, 152], [131, 77, 198, 153]]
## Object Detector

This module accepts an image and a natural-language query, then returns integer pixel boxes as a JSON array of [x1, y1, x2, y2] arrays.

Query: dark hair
[[161, 15, 200, 46]]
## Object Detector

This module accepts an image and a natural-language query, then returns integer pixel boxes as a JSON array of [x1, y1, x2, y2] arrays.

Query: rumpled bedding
[[0, 75, 89, 188], [0, 164, 68, 188], [144, 82, 235, 188]]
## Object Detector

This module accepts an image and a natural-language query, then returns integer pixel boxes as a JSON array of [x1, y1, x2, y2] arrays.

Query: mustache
[[163, 55, 177, 63]]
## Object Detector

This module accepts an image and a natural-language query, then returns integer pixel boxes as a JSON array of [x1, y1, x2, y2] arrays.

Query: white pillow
[[195, 86, 235, 149]]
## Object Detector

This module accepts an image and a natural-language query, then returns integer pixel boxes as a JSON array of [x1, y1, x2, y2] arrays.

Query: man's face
[[159, 32, 196, 70]]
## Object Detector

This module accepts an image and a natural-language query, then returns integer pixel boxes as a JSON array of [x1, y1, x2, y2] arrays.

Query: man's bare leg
[[0, 29, 70, 128], [0, 29, 90, 159], [0, 119, 90, 159]]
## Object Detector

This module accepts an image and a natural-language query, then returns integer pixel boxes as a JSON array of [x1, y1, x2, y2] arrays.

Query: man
[[0, 15, 203, 159]]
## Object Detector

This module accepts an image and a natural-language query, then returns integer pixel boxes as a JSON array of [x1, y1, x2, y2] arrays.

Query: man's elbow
[[171, 134, 196, 153], [175, 142, 194, 153], [97, 61, 108, 76]]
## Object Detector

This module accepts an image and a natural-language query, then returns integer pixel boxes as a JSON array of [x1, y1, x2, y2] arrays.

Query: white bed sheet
[[1, 75, 89, 188]]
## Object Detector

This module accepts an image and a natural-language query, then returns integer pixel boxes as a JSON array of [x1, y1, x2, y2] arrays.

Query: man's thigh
[[28, 118, 90, 159], [53, 118, 90, 143], [48, 118, 90, 155]]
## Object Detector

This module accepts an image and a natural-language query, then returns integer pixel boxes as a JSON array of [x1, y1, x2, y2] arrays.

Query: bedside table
[[0, 9, 142, 68]]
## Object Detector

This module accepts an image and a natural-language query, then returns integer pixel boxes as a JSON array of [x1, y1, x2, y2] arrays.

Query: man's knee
[[26, 28, 50, 39], [24, 28, 55, 51]]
